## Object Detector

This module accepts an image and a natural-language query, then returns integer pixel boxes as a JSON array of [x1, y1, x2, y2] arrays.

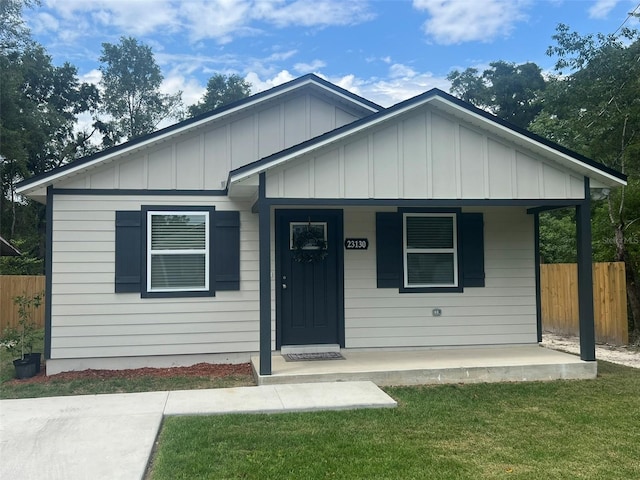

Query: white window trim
[[403, 212, 458, 288], [289, 222, 328, 250], [146, 210, 210, 293]]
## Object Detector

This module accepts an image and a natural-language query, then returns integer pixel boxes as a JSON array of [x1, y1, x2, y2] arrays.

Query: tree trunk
[[613, 224, 640, 341], [626, 265, 640, 342]]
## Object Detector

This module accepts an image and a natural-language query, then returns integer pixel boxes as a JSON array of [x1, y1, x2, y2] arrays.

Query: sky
[[25, 0, 640, 111]]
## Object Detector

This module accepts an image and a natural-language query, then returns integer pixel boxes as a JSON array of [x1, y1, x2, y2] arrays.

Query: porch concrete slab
[[252, 345, 597, 386]]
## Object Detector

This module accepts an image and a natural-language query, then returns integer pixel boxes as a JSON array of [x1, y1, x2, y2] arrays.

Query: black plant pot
[[25, 353, 42, 374], [13, 358, 37, 380]]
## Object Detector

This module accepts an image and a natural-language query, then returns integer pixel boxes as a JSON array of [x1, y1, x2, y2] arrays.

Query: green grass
[[148, 362, 640, 480]]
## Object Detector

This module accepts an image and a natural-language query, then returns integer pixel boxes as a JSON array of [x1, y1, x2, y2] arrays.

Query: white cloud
[[412, 0, 529, 44], [294, 59, 327, 73], [246, 69, 450, 107], [30, 12, 60, 35], [389, 63, 417, 79], [245, 70, 296, 93], [363, 72, 451, 107], [44, 0, 180, 36], [588, 0, 619, 19], [79, 68, 102, 86], [255, 0, 374, 28], [161, 73, 206, 108], [40, 0, 374, 45]]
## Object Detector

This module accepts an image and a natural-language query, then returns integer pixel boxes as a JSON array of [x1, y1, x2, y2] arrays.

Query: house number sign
[[344, 238, 369, 250]]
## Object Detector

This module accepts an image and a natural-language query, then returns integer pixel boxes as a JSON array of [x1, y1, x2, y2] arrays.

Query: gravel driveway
[[541, 333, 640, 369]]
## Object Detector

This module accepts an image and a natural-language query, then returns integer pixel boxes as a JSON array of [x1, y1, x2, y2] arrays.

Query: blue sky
[[26, 0, 640, 110]]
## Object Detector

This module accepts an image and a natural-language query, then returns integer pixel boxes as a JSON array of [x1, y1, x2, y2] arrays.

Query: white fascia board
[[17, 78, 378, 196], [429, 97, 627, 187]]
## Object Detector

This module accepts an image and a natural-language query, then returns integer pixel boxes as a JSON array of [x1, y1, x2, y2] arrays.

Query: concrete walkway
[[0, 382, 396, 480]]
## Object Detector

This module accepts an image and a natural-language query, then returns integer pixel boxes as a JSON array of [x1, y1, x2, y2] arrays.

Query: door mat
[[283, 352, 345, 362]]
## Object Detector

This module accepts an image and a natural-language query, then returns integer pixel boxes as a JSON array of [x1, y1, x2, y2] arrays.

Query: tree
[[188, 74, 251, 117], [0, 0, 38, 52], [98, 37, 182, 145], [0, 0, 98, 271], [447, 61, 547, 128], [531, 24, 640, 339]]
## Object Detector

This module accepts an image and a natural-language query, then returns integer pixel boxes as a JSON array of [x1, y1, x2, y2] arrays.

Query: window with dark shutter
[[115, 206, 241, 297], [375, 210, 484, 292]]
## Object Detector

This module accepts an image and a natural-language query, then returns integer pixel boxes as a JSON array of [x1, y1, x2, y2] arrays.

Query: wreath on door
[[292, 225, 328, 263]]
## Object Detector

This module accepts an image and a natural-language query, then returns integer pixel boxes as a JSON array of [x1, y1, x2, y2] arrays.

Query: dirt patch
[[3, 362, 253, 386], [542, 333, 640, 369]]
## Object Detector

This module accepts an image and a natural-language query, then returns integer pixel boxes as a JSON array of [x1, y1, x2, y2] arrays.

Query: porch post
[[576, 177, 595, 361], [534, 212, 542, 343], [258, 173, 272, 375], [45, 186, 53, 360]]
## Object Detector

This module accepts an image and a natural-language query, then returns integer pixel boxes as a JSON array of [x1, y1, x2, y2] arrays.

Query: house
[[16, 74, 626, 380]]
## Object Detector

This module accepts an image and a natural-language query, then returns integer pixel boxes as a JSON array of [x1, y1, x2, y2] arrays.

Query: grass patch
[[148, 362, 640, 480]]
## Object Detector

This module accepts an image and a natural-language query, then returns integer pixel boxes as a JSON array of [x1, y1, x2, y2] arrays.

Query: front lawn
[[148, 361, 640, 480]]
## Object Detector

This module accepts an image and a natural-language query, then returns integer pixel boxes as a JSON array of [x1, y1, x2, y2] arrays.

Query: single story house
[[16, 74, 626, 379]]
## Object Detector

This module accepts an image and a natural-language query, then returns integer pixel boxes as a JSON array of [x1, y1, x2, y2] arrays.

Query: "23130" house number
[[344, 238, 369, 250]]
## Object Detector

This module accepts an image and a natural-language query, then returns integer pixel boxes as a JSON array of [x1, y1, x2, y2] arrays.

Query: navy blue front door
[[276, 210, 343, 347]]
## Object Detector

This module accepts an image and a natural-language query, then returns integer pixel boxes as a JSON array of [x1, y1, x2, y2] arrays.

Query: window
[[146, 211, 210, 292], [376, 211, 484, 291], [115, 208, 240, 297], [403, 213, 457, 288]]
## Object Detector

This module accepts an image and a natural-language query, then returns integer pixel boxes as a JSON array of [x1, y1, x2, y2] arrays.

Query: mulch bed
[[4, 362, 253, 385]]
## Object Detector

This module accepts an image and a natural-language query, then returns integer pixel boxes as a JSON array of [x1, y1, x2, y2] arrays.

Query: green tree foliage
[[0, 1, 98, 270], [447, 60, 546, 128], [188, 74, 251, 117], [0, 0, 37, 52], [98, 37, 183, 146], [531, 24, 640, 339], [539, 210, 576, 264]]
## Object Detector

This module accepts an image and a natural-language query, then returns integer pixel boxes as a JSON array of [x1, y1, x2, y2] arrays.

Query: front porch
[[251, 344, 596, 386]]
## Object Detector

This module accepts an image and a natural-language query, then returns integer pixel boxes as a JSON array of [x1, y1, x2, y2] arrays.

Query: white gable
[[262, 106, 588, 200], [17, 76, 379, 203], [230, 91, 625, 199]]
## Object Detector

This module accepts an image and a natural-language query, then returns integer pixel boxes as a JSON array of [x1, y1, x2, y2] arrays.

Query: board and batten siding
[[342, 206, 537, 348], [56, 93, 362, 192], [266, 107, 586, 200], [50, 194, 260, 359]]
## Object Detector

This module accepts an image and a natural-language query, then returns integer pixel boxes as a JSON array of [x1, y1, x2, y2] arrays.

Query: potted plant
[[0, 292, 43, 379]]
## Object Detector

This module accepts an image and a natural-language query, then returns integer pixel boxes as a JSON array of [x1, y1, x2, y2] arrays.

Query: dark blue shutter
[[376, 212, 402, 288], [461, 213, 485, 287], [115, 211, 142, 293], [214, 211, 240, 291]]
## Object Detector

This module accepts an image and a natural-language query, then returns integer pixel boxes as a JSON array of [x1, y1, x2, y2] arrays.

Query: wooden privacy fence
[[0, 276, 46, 331], [541, 262, 628, 345]]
